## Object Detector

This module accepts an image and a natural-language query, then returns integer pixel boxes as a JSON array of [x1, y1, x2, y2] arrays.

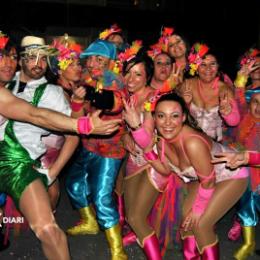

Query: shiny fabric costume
[[66, 70, 126, 230], [0, 84, 48, 208], [0, 74, 71, 209], [233, 88, 260, 227]]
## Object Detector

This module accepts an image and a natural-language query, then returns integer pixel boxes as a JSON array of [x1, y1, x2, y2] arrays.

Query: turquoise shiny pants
[[237, 185, 260, 226], [66, 147, 122, 229]]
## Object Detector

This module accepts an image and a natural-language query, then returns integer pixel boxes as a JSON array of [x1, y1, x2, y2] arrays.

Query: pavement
[[1, 174, 260, 260]]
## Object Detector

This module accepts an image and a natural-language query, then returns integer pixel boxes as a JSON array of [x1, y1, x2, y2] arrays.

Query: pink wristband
[[131, 126, 152, 149], [144, 150, 158, 161], [248, 152, 260, 166], [77, 116, 93, 135], [221, 99, 240, 126], [192, 185, 215, 216], [71, 100, 84, 112]]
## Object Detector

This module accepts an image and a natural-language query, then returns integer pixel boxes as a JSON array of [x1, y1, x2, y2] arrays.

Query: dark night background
[[1, 0, 260, 78]]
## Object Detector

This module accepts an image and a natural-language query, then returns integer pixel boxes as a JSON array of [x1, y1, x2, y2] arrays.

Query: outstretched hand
[[90, 110, 122, 135], [211, 151, 248, 169]]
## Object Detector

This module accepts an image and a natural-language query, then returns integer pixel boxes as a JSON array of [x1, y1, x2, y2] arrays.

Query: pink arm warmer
[[221, 99, 240, 126], [192, 185, 215, 216], [248, 152, 260, 166], [77, 116, 93, 135], [131, 126, 152, 149], [143, 150, 159, 161]]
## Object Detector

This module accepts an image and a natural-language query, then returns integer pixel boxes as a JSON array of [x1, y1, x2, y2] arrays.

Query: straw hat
[[20, 36, 57, 57]]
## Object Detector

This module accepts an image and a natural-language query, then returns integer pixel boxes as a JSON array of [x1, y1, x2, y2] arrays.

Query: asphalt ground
[[1, 175, 260, 260]]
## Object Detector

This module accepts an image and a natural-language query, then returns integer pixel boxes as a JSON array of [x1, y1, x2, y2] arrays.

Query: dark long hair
[[155, 92, 202, 131], [123, 48, 154, 85]]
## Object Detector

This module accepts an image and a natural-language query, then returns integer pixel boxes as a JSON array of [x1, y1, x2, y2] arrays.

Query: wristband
[[131, 126, 152, 149], [248, 152, 260, 166], [144, 150, 159, 161], [71, 100, 84, 112], [234, 74, 248, 88], [77, 116, 93, 135]]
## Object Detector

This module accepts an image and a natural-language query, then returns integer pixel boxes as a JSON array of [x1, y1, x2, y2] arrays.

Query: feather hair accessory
[[188, 42, 209, 75], [99, 24, 122, 40], [51, 34, 82, 70], [118, 40, 142, 63]]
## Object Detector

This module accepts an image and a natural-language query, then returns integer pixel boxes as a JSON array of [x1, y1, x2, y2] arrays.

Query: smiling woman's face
[[154, 100, 185, 140], [124, 62, 147, 94]]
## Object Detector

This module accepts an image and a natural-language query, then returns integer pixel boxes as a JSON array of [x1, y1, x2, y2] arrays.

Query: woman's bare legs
[[181, 179, 247, 250], [19, 179, 70, 260], [124, 170, 159, 243]]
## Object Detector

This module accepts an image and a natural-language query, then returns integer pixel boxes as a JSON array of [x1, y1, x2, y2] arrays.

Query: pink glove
[[248, 152, 260, 166], [192, 185, 215, 216], [131, 126, 152, 149], [221, 99, 240, 126], [77, 116, 93, 135]]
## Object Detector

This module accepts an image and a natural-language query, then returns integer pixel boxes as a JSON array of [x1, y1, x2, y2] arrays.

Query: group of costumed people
[[0, 23, 259, 260]]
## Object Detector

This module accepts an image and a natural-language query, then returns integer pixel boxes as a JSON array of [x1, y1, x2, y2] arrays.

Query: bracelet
[[248, 151, 260, 166], [143, 150, 159, 161], [234, 74, 248, 88], [71, 100, 84, 112]]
